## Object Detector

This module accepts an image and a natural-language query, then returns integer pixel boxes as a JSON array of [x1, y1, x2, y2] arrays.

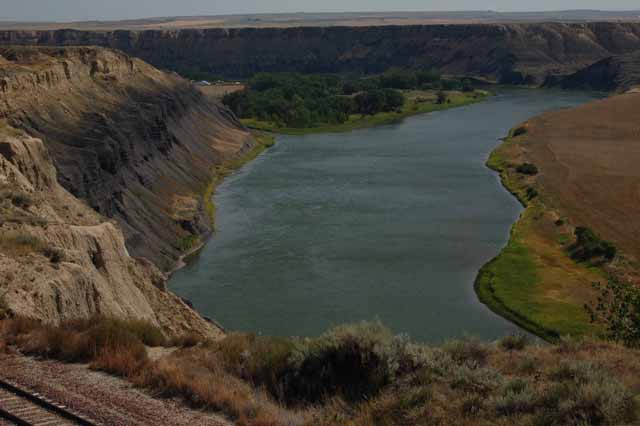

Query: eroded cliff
[[0, 46, 253, 271], [2, 22, 640, 86], [0, 46, 253, 336]]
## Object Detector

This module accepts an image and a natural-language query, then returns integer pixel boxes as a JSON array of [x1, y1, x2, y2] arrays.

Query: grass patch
[[178, 234, 200, 252], [242, 91, 489, 135], [0, 232, 45, 257], [477, 130, 607, 341]]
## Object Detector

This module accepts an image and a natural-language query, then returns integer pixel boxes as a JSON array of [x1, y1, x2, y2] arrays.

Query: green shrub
[[0, 189, 33, 209], [450, 364, 503, 393], [499, 334, 529, 352], [571, 227, 616, 262], [178, 235, 199, 252], [443, 337, 489, 366], [512, 126, 527, 137], [11, 316, 165, 362], [12, 193, 33, 209], [587, 280, 640, 347], [210, 321, 420, 404], [461, 394, 484, 417], [42, 246, 65, 263], [526, 187, 539, 200], [286, 321, 412, 403], [491, 378, 538, 416], [516, 356, 537, 374], [516, 163, 539, 175], [539, 361, 635, 426]]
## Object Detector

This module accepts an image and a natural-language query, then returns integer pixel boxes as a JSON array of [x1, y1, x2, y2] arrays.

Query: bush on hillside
[[512, 126, 527, 137], [539, 361, 635, 426], [570, 226, 617, 262], [516, 162, 539, 175], [499, 334, 529, 352], [587, 280, 640, 348]]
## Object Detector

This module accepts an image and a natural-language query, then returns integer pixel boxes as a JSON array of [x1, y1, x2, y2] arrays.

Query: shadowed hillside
[[2, 22, 640, 89]]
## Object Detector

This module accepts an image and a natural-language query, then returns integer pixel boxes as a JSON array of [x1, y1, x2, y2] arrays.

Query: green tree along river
[[170, 89, 599, 342]]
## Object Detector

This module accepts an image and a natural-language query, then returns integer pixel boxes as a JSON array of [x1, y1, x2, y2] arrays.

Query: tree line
[[222, 70, 474, 129]]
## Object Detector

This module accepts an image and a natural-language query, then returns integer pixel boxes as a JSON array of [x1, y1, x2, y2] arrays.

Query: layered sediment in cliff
[[0, 46, 252, 271], [2, 22, 640, 86], [0, 46, 252, 336], [550, 51, 640, 92]]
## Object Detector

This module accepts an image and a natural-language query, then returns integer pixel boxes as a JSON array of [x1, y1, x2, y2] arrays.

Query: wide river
[[170, 89, 598, 342]]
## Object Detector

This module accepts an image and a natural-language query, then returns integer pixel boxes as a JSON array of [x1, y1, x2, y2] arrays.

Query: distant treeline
[[222, 70, 474, 128]]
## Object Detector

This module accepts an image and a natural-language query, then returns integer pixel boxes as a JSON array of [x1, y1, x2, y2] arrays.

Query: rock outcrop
[[0, 46, 253, 337], [2, 23, 640, 85], [549, 51, 640, 92]]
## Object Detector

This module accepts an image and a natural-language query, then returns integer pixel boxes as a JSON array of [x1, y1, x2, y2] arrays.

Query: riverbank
[[241, 90, 489, 135], [475, 125, 606, 342]]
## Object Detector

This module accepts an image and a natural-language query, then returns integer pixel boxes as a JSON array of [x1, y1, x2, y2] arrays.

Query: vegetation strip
[[202, 133, 275, 231], [2, 317, 638, 426], [475, 126, 613, 342], [223, 71, 489, 135]]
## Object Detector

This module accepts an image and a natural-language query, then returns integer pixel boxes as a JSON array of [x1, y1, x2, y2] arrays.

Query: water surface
[[170, 90, 598, 342]]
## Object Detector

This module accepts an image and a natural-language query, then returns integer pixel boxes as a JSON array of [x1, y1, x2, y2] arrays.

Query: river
[[170, 89, 599, 342]]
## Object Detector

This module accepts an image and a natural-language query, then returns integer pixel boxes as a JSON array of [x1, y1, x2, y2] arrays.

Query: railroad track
[[0, 379, 97, 426]]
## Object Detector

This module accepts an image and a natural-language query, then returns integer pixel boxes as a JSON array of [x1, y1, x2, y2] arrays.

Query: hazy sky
[[1, 0, 639, 22]]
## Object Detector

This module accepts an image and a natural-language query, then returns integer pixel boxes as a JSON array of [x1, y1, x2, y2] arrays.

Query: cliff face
[[0, 128, 223, 338], [550, 51, 640, 92], [0, 46, 252, 271], [0, 46, 252, 336], [2, 22, 640, 85]]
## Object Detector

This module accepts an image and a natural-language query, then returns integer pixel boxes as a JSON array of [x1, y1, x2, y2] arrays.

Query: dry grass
[[0, 231, 45, 257], [1, 319, 639, 426]]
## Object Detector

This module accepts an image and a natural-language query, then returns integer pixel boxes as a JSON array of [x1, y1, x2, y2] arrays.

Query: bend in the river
[[170, 89, 599, 342]]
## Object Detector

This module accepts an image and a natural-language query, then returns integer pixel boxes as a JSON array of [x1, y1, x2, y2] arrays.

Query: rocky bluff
[[0, 46, 252, 336], [2, 22, 640, 86]]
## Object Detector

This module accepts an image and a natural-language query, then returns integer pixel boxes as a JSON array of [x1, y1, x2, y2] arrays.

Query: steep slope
[[0, 46, 253, 336], [551, 51, 640, 92], [0, 125, 222, 338], [0, 46, 253, 271], [2, 22, 640, 85]]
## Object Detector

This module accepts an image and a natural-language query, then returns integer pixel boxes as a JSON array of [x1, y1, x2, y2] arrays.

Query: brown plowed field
[[525, 92, 640, 261]]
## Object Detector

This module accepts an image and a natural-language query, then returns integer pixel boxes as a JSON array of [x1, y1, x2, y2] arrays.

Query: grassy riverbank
[[476, 128, 605, 342], [242, 90, 489, 135], [202, 133, 275, 230]]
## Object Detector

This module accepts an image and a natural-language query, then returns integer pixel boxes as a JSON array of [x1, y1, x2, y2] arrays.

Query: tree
[[382, 89, 405, 111], [516, 163, 539, 176], [587, 280, 640, 348], [571, 226, 617, 262]]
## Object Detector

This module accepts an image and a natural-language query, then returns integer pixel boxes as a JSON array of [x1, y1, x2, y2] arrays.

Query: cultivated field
[[527, 93, 640, 264]]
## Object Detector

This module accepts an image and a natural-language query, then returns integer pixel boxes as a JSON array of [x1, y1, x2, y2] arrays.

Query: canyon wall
[[0, 46, 252, 271], [0, 46, 252, 336], [2, 23, 640, 85], [551, 51, 640, 92]]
